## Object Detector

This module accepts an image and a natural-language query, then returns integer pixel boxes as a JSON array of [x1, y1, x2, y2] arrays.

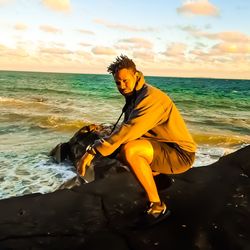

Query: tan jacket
[[94, 73, 196, 156]]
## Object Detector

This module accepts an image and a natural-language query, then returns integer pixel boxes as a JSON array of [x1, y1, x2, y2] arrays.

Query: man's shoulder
[[145, 83, 170, 100]]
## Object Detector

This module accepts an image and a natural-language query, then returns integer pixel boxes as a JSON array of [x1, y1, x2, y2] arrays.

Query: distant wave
[[36, 116, 88, 131], [1, 112, 89, 132], [0, 96, 53, 106], [192, 132, 250, 147], [1, 85, 115, 99]]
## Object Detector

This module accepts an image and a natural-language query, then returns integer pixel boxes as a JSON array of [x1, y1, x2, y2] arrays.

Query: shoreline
[[0, 145, 249, 249]]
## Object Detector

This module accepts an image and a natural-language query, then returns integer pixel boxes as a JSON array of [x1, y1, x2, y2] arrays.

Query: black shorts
[[149, 140, 195, 174], [107, 140, 195, 175]]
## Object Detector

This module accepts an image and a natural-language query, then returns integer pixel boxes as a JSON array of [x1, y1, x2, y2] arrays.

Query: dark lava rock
[[0, 125, 249, 250]]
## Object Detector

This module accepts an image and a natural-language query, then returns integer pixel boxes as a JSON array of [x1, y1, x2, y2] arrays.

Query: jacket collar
[[135, 71, 145, 91]]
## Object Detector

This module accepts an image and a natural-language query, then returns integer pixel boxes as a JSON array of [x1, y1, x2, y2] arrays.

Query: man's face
[[114, 68, 137, 96]]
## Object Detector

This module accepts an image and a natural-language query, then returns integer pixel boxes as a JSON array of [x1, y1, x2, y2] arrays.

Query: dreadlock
[[107, 54, 137, 75]]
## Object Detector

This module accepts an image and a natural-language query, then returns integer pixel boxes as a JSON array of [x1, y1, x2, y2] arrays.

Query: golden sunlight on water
[[192, 132, 250, 147]]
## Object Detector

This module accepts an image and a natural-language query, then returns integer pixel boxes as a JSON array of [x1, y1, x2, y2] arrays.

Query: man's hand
[[77, 152, 95, 176]]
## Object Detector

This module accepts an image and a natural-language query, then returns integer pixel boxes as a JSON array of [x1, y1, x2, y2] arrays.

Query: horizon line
[[0, 69, 249, 81]]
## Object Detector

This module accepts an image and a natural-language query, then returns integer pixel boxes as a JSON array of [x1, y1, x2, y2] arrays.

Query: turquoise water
[[0, 71, 249, 199]]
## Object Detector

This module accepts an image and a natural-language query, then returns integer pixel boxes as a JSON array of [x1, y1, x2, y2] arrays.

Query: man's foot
[[147, 201, 166, 214], [133, 201, 171, 229], [145, 201, 171, 223]]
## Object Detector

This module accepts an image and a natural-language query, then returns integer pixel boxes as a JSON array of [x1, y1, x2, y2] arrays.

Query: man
[[78, 55, 196, 223]]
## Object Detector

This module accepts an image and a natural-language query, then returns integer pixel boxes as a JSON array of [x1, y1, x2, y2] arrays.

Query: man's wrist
[[86, 145, 97, 156]]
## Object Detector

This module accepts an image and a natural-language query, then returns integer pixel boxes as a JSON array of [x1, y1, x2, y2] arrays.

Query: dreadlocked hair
[[107, 54, 137, 75]]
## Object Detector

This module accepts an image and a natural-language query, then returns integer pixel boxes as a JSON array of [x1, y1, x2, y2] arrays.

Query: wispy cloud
[[133, 50, 155, 61], [116, 38, 153, 49], [179, 25, 200, 33], [75, 50, 92, 58], [79, 42, 92, 47], [212, 42, 250, 54], [77, 29, 95, 35], [72, 50, 93, 63], [181, 25, 250, 44], [163, 43, 187, 57], [0, 44, 28, 57], [14, 23, 28, 31], [198, 31, 250, 43], [40, 25, 62, 33], [39, 47, 73, 55], [189, 42, 250, 67], [91, 46, 116, 55], [42, 0, 71, 12], [0, 0, 12, 6], [177, 0, 219, 17], [94, 19, 156, 32], [49, 42, 65, 47]]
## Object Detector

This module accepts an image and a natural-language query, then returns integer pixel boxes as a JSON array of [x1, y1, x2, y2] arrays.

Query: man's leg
[[119, 139, 161, 203]]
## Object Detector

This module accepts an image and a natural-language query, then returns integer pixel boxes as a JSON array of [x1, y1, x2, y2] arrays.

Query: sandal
[[133, 201, 171, 229]]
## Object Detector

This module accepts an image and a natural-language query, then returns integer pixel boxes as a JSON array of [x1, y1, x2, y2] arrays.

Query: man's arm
[[94, 92, 173, 156]]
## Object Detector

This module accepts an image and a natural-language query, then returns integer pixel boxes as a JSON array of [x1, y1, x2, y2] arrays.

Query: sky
[[0, 0, 249, 79]]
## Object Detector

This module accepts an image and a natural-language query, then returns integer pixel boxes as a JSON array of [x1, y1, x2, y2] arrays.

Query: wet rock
[[0, 125, 249, 249]]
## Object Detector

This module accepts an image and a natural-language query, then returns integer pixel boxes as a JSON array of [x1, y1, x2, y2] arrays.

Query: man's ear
[[135, 71, 139, 79]]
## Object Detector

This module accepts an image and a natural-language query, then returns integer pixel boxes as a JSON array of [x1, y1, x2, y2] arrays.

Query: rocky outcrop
[[50, 124, 128, 185], [0, 125, 249, 250]]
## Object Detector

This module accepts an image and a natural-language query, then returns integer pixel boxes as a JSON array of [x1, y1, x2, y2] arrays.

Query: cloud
[[40, 25, 62, 33], [94, 19, 156, 32], [39, 47, 73, 55], [133, 50, 155, 61], [79, 42, 92, 47], [50, 42, 65, 47], [189, 49, 208, 57], [177, 0, 219, 17], [42, 0, 71, 12], [77, 29, 95, 35], [163, 43, 187, 57], [0, 44, 29, 57], [0, 0, 13, 5], [181, 25, 250, 44], [1, 42, 250, 79], [14, 23, 28, 31], [117, 38, 153, 49], [199, 31, 250, 43], [189, 41, 250, 67], [74, 50, 93, 60], [212, 42, 250, 54], [179, 25, 200, 33], [91, 46, 116, 56]]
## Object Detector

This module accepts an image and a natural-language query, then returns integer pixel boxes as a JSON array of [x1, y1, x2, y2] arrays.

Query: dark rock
[[49, 124, 101, 166], [50, 124, 128, 186], [0, 125, 249, 249]]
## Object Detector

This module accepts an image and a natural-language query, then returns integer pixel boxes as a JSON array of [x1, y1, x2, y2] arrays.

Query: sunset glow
[[0, 0, 249, 79]]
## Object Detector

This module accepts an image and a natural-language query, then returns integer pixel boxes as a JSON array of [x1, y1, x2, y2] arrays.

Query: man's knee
[[119, 140, 154, 164], [120, 141, 137, 162]]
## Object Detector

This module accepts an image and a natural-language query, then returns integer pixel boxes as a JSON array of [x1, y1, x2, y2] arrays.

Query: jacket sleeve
[[93, 92, 173, 156]]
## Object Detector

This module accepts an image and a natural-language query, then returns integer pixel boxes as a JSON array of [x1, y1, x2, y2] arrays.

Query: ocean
[[0, 71, 249, 200]]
